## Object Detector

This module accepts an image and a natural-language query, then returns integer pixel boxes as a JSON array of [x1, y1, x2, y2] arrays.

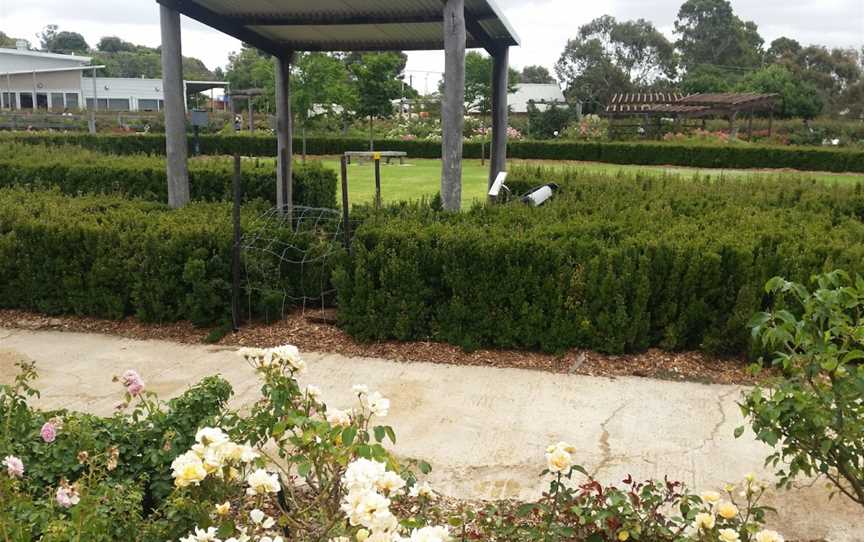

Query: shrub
[[334, 169, 864, 355], [0, 346, 785, 542], [743, 271, 864, 507], [0, 143, 337, 208], [4, 132, 862, 173], [0, 188, 340, 324]]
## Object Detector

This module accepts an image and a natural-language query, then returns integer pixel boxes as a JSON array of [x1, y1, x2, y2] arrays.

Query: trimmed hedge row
[[334, 169, 864, 355], [0, 143, 337, 208], [0, 188, 340, 324], [4, 132, 863, 173]]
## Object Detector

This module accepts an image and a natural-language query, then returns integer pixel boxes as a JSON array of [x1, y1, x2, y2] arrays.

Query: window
[[36, 93, 48, 109], [1, 92, 15, 109], [85, 98, 109, 110], [19, 93, 33, 109], [65, 93, 79, 110], [138, 99, 159, 111], [51, 93, 64, 110], [107, 98, 130, 111]]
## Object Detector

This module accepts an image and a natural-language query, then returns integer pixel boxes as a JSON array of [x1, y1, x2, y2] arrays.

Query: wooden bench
[[344, 151, 407, 165]]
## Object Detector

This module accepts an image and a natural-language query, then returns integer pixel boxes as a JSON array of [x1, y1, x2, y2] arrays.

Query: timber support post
[[440, 0, 466, 212], [489, 45, 509, 195], [275, 53, 294, 220], [159, 3, 190, 208]]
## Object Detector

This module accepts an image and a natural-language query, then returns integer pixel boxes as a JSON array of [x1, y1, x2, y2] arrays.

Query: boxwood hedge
[[3, 132, 862, 173], [0, 143, 337, 208], [0, 188, 340, 324], [334, 169, 864, 355]]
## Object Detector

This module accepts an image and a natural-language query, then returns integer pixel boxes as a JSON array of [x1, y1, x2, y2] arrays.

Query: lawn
[[302, 157, 864, 205]]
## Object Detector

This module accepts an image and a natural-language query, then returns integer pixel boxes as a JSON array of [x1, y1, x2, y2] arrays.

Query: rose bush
[[1, 345, 787, 541]]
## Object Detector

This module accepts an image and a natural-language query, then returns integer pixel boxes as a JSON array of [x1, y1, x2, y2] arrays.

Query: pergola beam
[[230, 12, 498, 26], [156, 0, 283, 56]]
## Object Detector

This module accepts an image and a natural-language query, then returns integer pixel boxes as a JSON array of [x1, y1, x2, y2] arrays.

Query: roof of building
[[156, 0, 520, 55], [0, 47, 92, 64], [0, 65, 104, 76], [509, 83, 566, 113]]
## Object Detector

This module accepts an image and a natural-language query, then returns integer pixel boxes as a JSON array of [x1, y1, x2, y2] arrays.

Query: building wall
[[0, 71, 84, 110], [82, 77, 166, 112]]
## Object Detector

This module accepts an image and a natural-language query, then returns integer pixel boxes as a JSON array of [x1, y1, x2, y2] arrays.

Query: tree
[[766, 37, 801, 63], [38, 25, 89, 54], [225, 45, 275, 112], [737, 65, 822, 118], [680, 64, 738, 94], [347, 52, 406, 150], [461, 51, 520, 116], [555, 16, 676, 112], [0, 31, 19, 48], [673, 0, 764, 71], [97, 36, 137, 53], [521, 65, 556, 84], [526, 102, 572, 139], [291, 53, 356, 160], [784, 46, 862, 114]]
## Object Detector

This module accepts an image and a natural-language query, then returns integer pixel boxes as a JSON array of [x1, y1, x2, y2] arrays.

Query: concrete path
[[0, 328, 858, 540]]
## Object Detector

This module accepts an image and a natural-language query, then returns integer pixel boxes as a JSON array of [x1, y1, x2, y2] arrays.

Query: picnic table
[[344, 151, 407, 165]]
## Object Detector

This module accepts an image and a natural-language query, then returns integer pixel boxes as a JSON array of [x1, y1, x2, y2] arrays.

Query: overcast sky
[[1, 0, 861, 92]]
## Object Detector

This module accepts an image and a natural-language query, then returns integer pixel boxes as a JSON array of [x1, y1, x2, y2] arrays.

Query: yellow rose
[[694, 512, 716, 530], [617, 530, 630, 541], [719, 528, 741, 542], [717, 501, 738, 519], [215, 501, 231, 516], [546, 448, 572, 473], [175, 462, 207, 487], [356, 529, 370, 542], [701, 490, 721, 504]]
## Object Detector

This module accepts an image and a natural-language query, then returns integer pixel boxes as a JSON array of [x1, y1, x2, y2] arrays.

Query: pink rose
[[3, 455, 24, 478], [41, 422, 57, 443], [121, 370, 145, 397], [55, 485, 80, 508]]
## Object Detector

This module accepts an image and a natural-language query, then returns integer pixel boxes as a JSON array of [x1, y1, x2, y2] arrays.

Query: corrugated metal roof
[[157, 0, 519, 54]]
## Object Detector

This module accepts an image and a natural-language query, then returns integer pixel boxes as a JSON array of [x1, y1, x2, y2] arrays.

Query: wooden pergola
[[605, 92, 779, 140], [156, 0, 520, 211]]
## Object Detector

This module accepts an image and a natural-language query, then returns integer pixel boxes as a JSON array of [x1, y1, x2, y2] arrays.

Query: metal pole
[[374, 155, 382, 209], [340, 156, 352, 254], [90, 67, 98, 133], [248, 96, 254, 131], [232, 154, 242, 331], [32, 71, 37, 110]]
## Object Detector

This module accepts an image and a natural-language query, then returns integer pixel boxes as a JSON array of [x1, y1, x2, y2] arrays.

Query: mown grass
[[299, 157, 864, 205]]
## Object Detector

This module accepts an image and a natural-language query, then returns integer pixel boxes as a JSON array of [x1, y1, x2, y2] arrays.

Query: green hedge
[[0, 143, 337, 208], [4, 132, 862, 173], [0, 188, 340, 324], [334, 169, 864, 355]]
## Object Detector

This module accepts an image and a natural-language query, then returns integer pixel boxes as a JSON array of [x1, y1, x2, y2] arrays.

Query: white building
[[0, 43, 225, 112], [509, 83, 567, 114]]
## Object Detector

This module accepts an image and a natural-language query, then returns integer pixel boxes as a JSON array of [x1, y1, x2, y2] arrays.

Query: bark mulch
[[0, 308, 764, 385]]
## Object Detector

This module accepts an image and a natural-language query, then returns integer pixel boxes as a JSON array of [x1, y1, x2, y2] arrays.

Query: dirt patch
[[0, 309, 763, 385]]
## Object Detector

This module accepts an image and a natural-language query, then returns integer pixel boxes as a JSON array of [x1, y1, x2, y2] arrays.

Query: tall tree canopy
[[555, 15, 674, 111], [673, 0, 763, 71], [292, 52, 357, 128], [520, 65, 556, 84], [38, 25, 89, 55], [347, 52, 406, 121], [96, 36, 137, 53], [737, 65, 823, 118]]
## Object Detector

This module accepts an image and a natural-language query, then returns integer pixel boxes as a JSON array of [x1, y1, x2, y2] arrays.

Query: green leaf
[[385, 425, 397, 444], [734, 425, 745, 438], [374, 425, 386, 443], [297, 462, 311, 478], [342, 427, 357, 446], [419, 460, 432, 474]]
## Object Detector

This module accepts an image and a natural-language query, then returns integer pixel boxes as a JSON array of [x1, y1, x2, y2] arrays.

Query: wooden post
[[768, 107, 774, 137], [374, 155, 382, 209], [275, 54, 293, 220], [232, 154, 242, 331], [441, 0, 466, 212], [340, 156, 352, 254], [728, 111, 739, 140], [159, 4, 190, 208], [747, 109, 754, 141], [248, 96, 254, 131], [489, 46, 509, 194]]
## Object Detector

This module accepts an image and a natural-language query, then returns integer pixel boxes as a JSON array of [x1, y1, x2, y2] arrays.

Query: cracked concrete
[[0, 328, 859, 540]]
